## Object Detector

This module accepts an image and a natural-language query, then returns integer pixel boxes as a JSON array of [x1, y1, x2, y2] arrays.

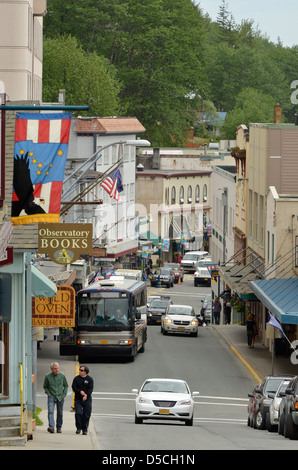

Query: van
[[180, 251, 209, 273], [112, 269, 143, 281]]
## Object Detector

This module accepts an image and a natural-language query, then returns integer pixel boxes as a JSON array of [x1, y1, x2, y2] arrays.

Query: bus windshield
[[78, 296, 131, 327]]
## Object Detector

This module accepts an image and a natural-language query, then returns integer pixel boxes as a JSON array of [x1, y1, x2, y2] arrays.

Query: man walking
[[72, 365, 94, 435], [43, 361, 68, 433]]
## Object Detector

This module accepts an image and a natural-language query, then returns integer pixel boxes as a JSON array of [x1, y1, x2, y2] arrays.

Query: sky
[[196, 0, 298, 47]]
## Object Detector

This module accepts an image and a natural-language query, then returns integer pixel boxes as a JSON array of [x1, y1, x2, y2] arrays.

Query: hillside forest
[[43, 0, 298, 146]]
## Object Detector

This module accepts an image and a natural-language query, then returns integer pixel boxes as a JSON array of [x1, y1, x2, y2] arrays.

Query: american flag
[[100, 168, 123, 202]]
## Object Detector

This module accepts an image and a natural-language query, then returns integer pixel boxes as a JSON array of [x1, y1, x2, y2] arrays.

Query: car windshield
[[183, 254, 198, 260], [264, 378, 285, 393], [199, 268, 209, 275], [142, 380, 188, 394], [150, 300, 170, 308], [167, 306, 193, 315], [160, 268, 171, 275], [278, 381, 290, 395]]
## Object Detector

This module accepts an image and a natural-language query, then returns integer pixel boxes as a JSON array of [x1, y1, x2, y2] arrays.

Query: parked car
[[194, 267, 211, 286], [164, 263, 184, 283], [147, 297, 172, 325], [247, 384, 261, 427], [200, 293, 212, 323], [180, 251, 209, 273], [161, 304, 198, 337], [132, 378, 199, 426], [266, 379, 291, 432], [278, 375, 298, 439], [251, 375, 292, 430], [150, 267, 175, 288]]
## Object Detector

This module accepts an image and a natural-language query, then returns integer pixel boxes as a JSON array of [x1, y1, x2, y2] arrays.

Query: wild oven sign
[[38, 223, 92, 264], [32, 286, 75, 327]]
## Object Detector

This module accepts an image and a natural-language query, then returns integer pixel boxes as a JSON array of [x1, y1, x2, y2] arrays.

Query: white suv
[[161, 305, 198, 337]]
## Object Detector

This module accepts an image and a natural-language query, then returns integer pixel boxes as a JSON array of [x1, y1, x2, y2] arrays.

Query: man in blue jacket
[[72, 365, 94, 435]]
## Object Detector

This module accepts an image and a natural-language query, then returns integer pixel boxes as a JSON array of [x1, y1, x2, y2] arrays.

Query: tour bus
[[59, 277, 147, 362]]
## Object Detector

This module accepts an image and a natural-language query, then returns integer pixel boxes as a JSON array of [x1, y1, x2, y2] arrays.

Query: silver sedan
[[132, 378, 199, 426]]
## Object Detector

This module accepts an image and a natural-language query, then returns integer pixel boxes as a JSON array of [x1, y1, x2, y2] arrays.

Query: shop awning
[[248, 278, 298, 325], [31, 265, 57, 298], [218, 263, 258, 300]]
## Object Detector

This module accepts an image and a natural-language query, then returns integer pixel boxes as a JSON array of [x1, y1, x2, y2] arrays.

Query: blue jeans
[[47, 395, 64, 429]]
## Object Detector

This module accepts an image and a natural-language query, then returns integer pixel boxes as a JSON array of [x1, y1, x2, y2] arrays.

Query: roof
[[136, 170, 212, 178], [249, 278, 298, 325], [75, 117, 146, 134]]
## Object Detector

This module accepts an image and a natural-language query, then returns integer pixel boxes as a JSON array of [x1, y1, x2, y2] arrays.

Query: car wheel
[[135, 414, 143, 424], [185, 415, 193, 426], [278, 412, 285, 435], [265, 412, 277, 432], [285, 413, 298, 439], [255, 409, 265, 430]]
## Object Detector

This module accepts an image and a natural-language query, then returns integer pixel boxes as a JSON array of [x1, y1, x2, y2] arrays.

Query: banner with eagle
[[11, 112, 71, 225]]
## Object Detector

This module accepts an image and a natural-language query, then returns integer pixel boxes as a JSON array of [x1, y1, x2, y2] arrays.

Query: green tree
[[43, 35, 122, 116], [44, 0, 206, 146], [223, 88, 276, 139]]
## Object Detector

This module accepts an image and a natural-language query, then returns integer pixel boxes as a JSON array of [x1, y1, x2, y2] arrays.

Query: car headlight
[[138, 397, 151, 404], [165, 317, 172, 324], [178, 399, 192, 405], [191, 319, 198, 325]]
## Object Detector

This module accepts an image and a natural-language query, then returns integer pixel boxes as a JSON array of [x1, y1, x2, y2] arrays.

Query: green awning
[[31, 265, 57, 298]]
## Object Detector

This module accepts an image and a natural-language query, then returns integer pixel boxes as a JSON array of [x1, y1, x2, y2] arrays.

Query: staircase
[[0, 405, 26, 446]]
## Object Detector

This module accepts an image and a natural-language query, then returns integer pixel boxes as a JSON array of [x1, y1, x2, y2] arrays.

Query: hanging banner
[[11, 112, 71, 225], [162, 239, 170, 252], [32, 286, 75, 327]]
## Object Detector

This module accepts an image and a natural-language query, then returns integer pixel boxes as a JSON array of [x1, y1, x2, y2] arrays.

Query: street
[[83, 276, 298, 450]]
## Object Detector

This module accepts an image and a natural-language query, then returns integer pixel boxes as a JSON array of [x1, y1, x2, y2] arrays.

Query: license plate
[[156, 319, 161, 323], [101, 340, 108, 344], [178, 327, 184, 330], [159, 409, 169, 414], [204, 278, 208, 281]]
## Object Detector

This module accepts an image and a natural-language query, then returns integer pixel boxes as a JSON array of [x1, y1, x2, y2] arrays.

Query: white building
[[63, 116, 147, 261], [211, 165, 236, 264]]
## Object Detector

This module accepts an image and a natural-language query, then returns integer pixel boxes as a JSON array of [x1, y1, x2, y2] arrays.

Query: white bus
[[60, 277, 147, 362]]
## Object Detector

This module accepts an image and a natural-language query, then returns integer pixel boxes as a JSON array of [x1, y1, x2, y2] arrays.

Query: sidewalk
[[214, 323, 298, 382], [1, 330, 101, 451]]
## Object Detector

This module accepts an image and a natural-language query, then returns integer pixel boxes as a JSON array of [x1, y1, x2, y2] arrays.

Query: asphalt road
[[87, 276, 298, 450]]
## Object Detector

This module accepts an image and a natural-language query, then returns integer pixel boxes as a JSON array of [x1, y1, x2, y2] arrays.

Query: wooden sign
[[38, 223, 93, 265], [32, 285, 75, 327]]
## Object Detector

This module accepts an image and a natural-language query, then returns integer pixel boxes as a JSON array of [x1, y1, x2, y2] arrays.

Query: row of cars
[[248, 374, 298, 439]]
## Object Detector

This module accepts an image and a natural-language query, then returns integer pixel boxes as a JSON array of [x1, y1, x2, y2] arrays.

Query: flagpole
[[271, 327, 275, 375]]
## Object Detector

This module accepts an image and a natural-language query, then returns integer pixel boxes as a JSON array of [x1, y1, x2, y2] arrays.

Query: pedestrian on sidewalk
[[213, 297, 221, 325], [43, 361, 68, 434], [72, 365, 94, 435], [246, 314, 257, 348]]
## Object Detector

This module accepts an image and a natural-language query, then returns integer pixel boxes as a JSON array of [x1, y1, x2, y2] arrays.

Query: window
[[203, 184, 207, 202], [171, 187, 176, 204], [179, 186, 184, 203], [195, 185, 200, 202], [187, 186, 192, 203]]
